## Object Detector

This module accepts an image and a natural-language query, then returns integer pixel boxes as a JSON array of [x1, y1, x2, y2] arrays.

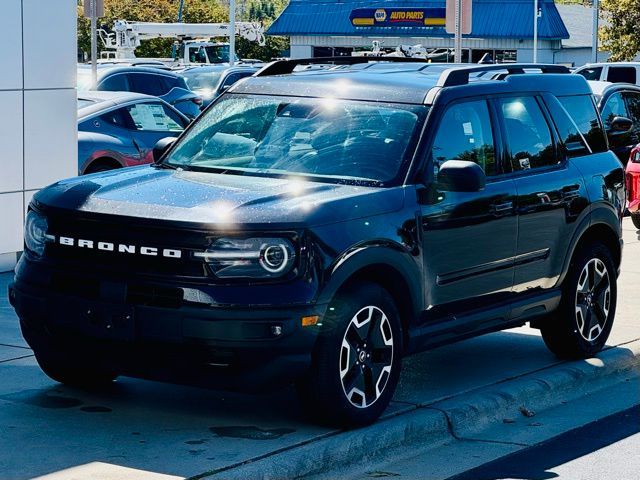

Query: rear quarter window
[[607, 66, 637, 84], [558, 95, 607, 153], [161, 75, 188, 92]]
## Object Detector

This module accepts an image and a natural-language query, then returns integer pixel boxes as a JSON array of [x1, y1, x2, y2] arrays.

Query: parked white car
[[574, 62, 640, 86]]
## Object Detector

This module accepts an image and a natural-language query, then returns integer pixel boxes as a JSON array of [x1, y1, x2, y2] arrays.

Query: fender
[[316, 241, 424, 328], [556, 202, 622, 287]]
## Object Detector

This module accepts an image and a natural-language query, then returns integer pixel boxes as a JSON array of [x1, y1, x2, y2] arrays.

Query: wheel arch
[[83, 156, 123, 175], [559, 210, 622, 287], [317, 246, 423, 351]]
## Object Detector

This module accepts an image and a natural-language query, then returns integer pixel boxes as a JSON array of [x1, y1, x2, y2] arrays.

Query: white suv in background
[[575, 62, 640, 86]]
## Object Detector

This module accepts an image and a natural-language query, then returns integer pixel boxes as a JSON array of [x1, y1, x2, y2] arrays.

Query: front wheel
[[540, 242, 617, 359], [632, 213, 640, 230], [297, 282, 402, 427]]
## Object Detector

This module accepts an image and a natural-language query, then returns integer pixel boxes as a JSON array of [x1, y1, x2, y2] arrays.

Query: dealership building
[[268, 0, 597, 65]]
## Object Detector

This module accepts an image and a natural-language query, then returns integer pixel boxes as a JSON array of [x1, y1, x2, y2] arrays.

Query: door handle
[[561, 186, 581, 200], [491, 201, 514, 215]]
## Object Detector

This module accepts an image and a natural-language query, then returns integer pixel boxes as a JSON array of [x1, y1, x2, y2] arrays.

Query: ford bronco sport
[[9, 59, 626, 427]]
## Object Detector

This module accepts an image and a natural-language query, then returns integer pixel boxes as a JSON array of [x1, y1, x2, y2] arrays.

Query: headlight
[[196, 237, 296, 279], [24, 210, 48, 257]]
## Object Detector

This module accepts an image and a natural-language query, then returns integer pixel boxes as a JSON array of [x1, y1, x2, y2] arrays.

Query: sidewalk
[[0, 218, 639, 480]]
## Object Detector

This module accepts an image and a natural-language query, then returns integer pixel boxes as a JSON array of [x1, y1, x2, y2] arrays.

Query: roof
[[77, 91, 163, 120], [230, 62, 590, 104], [557, 4, 609, 48], [268, 0, 569, 40], [95, 66, 182, 77], [587, 80, 640, 97], [178, 64, 260, 74]]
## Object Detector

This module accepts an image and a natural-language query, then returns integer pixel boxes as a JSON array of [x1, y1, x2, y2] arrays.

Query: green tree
[[78, 0, 289, 62], [600, 0, 640, 61], [79, 0, 227, 59]]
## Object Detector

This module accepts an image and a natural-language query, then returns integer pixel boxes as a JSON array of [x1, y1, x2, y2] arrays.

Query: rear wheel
[[297, 282, 402, 427], [20, 319, 117, 389], [632, 213, 640, 230], [540, 242, 617, 359]]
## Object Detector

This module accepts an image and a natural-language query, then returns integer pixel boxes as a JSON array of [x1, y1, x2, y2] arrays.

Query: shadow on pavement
[[448, 406, 640, 480]]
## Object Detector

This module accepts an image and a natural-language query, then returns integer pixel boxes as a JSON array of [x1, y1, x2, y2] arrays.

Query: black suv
[[9, 60, 625, 427]]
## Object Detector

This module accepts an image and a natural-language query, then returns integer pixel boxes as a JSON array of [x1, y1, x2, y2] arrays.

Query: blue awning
[[268, 0, 569, 40]]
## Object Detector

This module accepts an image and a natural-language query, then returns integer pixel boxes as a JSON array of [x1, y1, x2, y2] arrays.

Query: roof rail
[[255, 56, 431, 77], [437, 63, 570, 87]]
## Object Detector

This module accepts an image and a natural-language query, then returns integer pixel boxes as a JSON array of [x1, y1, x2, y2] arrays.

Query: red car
[[627, 144, 640, 229]]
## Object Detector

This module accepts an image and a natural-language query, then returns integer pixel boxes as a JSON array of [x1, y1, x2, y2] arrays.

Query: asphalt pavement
[[0, 218, 639, 479], [449, 406, 640, 480]]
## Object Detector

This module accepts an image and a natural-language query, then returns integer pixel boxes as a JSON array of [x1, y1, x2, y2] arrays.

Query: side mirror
[[153, 137, 177, 164], [610, 116, 633, 133], [437, 160, 486, 192]]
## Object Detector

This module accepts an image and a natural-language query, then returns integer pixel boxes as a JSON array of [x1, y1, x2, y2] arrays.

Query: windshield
[[187, 45, 238, 64], [164, 95, 423, 185], [182, 70, 223, 96]]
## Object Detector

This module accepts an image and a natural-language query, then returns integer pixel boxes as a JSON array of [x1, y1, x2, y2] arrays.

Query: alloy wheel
[[575, 258, 611, 342], [339, 306, 394, 409]]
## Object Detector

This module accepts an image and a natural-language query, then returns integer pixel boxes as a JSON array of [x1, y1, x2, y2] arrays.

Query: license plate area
[[84, 304, 135, 341]]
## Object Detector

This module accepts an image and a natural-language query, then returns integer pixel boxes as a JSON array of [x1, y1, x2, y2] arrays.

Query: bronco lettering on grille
[[56, 236, 182, 259]]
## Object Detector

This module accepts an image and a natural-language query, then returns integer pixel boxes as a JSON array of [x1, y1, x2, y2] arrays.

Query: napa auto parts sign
[[350, 7, 446, 28]]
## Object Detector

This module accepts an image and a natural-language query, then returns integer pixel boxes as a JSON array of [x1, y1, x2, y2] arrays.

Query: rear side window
[[577, 67, 602, 81], [99, 74, 128, 91], [601, 92, 629, 129], [607, 67, 637, 84], [431, 100, 496, 176], [499, 97, 557, 171], [558, 95, 607, 153], [160, 75, 186, 92], [544, 97, 589, 157], [125, 102, 185, 132], [624, 92, 640, 131], [128, 73, 167, 96]]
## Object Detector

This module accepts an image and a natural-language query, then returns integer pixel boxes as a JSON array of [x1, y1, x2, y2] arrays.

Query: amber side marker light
[[302, 315, 320, 327]]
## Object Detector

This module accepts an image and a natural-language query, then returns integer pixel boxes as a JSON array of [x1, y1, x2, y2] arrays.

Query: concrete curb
[[193, 340, 640, 480], [435, 340, 640, 438]]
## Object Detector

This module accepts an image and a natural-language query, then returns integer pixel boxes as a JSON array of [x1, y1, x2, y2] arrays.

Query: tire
[[297, 282, 402, 428], [84, 160, 121, 175], [632, 213, 640, 230], [540, 242, 617, 360], [20, 319, 117, 389]]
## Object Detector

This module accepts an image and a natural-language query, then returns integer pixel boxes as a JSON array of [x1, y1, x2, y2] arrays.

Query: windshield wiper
[[151, 162, 189, 171]]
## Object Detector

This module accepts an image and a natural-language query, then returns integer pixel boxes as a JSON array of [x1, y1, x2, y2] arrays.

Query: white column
[[0, 0, 77, 272]]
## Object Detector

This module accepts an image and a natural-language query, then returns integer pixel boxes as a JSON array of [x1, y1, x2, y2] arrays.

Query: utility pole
[[533, 0, 539, 63], [591, 0, 599, 63], [229, 0, 236, 66], [454, 0, 462, 63], [172, 0, 185, 60], [90, 0, 98, 87]]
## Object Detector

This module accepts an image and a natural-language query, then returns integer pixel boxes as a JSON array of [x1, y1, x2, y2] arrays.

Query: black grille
[[44, 213, 212, 278]]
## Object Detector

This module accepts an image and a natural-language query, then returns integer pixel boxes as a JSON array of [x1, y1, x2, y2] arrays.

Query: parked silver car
[[78, 91, 189, 174], [179, 64, 260, 108]]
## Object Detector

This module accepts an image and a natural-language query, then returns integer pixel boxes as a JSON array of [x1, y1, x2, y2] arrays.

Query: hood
[[34, 166, 405, 229]]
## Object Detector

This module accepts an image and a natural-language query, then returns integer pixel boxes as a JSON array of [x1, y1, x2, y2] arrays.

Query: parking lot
[[1, 218, 638, 480]]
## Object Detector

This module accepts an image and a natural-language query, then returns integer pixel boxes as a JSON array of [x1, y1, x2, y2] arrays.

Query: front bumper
[[9, 259, 327, 391]]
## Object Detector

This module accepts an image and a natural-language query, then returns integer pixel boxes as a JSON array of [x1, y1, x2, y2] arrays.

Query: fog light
[[301, 315, 320, 327]]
